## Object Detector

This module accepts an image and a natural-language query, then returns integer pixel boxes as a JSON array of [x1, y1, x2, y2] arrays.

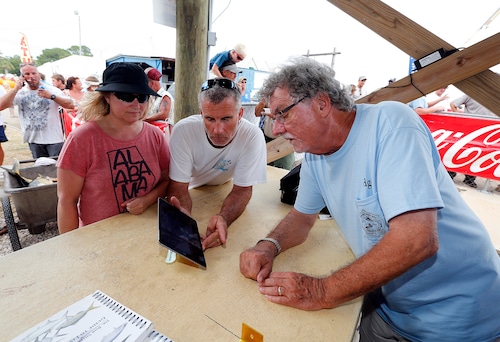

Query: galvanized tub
[[3, 164, 57, 235]]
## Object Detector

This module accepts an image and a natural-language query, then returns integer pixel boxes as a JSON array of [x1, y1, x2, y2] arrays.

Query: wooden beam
[[267, 136, 294, 164], [326, 0, 500, 114], [356, 33, 500, 116]]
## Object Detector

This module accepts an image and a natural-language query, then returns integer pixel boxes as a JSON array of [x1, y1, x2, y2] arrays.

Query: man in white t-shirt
[[0, 63, 74, 158], [168, 78, 267, 250]]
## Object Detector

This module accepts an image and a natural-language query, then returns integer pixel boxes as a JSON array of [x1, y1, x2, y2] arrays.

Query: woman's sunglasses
[[113, 92, 150, 103]]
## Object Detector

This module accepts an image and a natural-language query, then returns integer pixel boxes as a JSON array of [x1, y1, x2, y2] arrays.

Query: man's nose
[[213, 121, 225, 134], [272, 119, 286, 136]]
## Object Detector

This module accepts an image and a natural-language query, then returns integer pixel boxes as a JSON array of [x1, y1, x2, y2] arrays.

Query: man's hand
[[169, 196, 191, 216], [257, 272, 329, 311], [239, 243, 277, 282], [202, 214, 228, 250]]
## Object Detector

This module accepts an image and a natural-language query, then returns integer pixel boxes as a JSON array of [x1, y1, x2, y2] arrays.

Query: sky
[[1, 0, 498, 99]]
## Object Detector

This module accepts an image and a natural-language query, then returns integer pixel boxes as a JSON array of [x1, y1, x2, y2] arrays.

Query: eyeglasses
[[113, 92, 150, 103], [201, 78, 238, 92], [272, 96, 308, 124], [236, 54, 243, 61]]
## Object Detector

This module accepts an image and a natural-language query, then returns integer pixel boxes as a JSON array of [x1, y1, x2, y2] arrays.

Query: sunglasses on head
[[113, 92, 150, 103], [201, 79, 238, 92]]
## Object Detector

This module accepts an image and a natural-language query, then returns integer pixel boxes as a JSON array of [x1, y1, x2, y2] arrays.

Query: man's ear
[[238, 106, 244, 119], [316, 92, 331, 118]]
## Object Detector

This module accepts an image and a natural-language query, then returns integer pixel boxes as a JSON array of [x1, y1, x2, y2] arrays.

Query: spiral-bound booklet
[[11, 290, 169, 342]]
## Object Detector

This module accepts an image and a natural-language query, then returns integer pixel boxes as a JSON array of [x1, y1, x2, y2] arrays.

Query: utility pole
[[303, 47, 341, 69], [74, 11, 82, 55]]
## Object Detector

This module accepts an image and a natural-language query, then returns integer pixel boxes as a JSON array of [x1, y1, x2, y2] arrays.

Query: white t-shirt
[[169, 114, 267, 188], [13, 84, 66, 144]]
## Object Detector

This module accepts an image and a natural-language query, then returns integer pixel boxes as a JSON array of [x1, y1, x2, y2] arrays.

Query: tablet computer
[[158, 197, 207, 269]]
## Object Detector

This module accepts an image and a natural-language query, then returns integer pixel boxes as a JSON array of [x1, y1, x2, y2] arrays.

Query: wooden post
[[174, 0, 209, 122]]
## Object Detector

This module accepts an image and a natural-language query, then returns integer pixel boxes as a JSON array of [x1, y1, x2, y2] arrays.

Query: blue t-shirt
[[209, 50, 233, 70], [295, 101, 500, 341], [407, 96, 427, 110]]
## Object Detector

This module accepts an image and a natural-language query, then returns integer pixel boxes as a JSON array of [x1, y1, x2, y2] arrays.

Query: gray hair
[[198, 80, 242, 110], [259, 57, 354, 112]]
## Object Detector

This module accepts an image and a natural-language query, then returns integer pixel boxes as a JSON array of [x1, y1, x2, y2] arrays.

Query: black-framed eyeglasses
[[236, 54, 243, 61], [272, 96, 308, 124], [113, 92, 150, 103], [201, 78, 238, 92]]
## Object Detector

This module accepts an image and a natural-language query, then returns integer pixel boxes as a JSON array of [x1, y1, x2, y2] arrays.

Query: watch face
[[51, 95, 56, 100]]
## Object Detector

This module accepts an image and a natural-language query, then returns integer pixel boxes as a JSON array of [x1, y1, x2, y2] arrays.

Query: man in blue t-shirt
[[209, 43, 247, 78], [239, 58, 500, 341]]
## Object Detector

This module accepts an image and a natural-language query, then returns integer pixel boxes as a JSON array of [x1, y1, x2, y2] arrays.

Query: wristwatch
[[50, 94, 56, 100]]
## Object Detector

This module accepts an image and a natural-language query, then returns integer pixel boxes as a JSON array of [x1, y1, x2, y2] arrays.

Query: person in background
[[237, 76, 247, 96], [407, 95, 446, 115], [0, 63, 73, 158], [62, 76, 86, 134], [84, 75, 100, 92], [143, 67, 174, 133], [220, 64, 239, 82], [64, 76, 85, 110], [56, 62, 170, 233], [51, 74, 66, 91], [352, 76, 367, 100], [209, 43, 247, 78], [2, 74, 18, 117], [239, 58, 500, 341], [347, 84, 356, 99], [0, 86, 9, 165], [449, 95, 498, 189], [167, 78, 267, 250]]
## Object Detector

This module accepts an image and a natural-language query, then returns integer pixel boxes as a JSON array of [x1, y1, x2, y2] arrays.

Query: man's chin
[[209, 137, 230, 147]]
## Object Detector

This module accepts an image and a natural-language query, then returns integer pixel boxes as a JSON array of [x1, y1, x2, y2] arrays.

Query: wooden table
[[0, 167, 361, 341]]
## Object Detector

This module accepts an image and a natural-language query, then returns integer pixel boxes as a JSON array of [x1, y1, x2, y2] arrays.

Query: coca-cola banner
[[420, 113, 500, 181]]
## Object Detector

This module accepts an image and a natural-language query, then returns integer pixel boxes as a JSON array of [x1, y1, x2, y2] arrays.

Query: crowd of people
[[0, 49, 499, 341]]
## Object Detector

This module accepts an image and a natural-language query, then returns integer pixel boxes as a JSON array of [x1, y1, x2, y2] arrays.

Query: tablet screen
[[158, 197, 207, 269]]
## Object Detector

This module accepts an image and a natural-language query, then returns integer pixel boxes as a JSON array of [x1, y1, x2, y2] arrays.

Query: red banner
[[420, 113, 500, 181], [19, 32, 32, 64]]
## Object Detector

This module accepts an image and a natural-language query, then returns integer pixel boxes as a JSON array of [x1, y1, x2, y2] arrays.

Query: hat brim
[[96, 83, 158, 96]]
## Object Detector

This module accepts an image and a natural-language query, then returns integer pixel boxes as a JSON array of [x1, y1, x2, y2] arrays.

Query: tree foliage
[[36, 48, 72, 65], [0, 54, 22, 75], [67, 45, 93, 57], [0, 45, 93, 75]]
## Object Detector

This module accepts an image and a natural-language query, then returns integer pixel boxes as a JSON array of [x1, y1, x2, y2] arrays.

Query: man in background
[[0, 63, 73, 158], [352, 76, 368, 100], [51, 74, 66, 91], [209, 43, 247, 78]]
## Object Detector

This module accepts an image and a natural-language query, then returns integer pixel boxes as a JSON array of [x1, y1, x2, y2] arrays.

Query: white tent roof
[[37, 55, 106, 81]]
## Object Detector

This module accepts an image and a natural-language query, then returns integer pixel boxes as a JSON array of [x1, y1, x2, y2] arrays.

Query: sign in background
[[421, 113, 500, 181]]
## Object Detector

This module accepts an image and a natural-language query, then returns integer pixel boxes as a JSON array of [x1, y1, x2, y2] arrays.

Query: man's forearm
[[0, 89, 16, 110], [218, 185, 252, 226]]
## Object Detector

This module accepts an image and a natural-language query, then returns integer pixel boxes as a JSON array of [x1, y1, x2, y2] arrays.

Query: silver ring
[[217, 238, 221, 244], [278, 286, 282, 296]]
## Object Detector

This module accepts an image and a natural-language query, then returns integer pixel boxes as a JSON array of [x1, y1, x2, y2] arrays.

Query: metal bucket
[[3, 164, 57, 234]]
